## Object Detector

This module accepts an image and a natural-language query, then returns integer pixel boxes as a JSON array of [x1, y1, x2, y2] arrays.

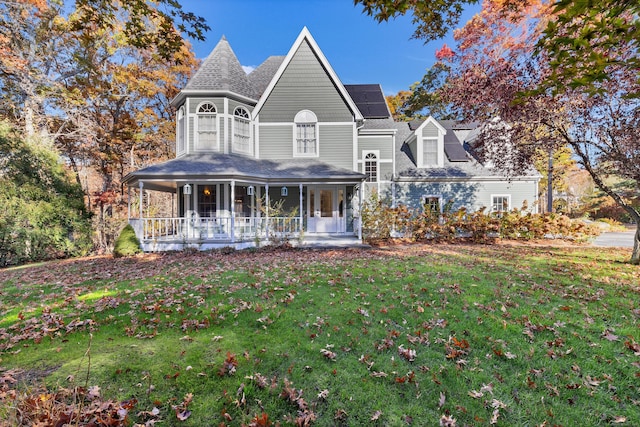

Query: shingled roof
[[183, 36, 256, 99], [248, 56, 285, 99]]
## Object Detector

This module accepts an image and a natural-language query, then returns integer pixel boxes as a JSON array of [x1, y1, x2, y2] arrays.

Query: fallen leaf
[[439, 414, 457, 427], [438, 391, 446, 408]]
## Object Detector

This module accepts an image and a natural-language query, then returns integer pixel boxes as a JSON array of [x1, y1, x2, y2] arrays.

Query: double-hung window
[[294, 110, 318, 156], [422, 137, 439, 166], [196, 102, 217, 151], [233, 107, 251, 154], [492, 195, 510, 213]]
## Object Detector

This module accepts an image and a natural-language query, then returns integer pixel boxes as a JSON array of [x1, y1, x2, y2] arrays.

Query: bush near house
[[112, 224, 142, 257], [361, 200, 601, 243]]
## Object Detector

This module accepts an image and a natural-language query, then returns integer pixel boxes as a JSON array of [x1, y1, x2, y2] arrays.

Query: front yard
[[1, 243, 638, 426]]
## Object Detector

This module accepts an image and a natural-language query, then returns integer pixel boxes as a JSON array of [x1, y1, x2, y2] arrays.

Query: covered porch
[[122, 154, 366, 251]]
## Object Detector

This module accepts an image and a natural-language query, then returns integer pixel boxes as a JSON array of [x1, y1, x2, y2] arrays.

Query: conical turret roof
[[183, 35, 256, 99]]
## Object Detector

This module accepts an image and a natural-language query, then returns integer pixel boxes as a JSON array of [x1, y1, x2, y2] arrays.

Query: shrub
[[0, 121, 92, 267], [113, 224, 142, 257]]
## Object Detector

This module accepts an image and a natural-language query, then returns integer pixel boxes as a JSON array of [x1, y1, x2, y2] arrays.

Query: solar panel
[[344, 84, 390, 119], [444, 140, 470, 162]]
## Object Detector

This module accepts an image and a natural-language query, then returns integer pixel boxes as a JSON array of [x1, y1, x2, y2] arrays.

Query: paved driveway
[[592, 230, 636, 248]]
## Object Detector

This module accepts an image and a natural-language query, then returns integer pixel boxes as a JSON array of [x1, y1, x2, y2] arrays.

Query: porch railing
[[133, 216, 302, 242]]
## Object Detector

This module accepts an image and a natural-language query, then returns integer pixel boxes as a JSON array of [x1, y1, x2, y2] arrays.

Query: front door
[[308, 186, 345, 233]]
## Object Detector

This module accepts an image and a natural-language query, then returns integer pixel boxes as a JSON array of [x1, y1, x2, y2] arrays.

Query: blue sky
[[180, 0, 479, 95]]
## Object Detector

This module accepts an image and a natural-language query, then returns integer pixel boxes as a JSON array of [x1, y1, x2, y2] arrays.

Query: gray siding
[[358, 135, 393, 159], [259, 125, 293, 159], [317, 124, 353, 169], [408, 139, 417, 164], [188, 117, 194, 152], [393, 180, 538, 212], [379, 162, 393, 181], [421, 122, 439, 138], [259, 40, 353, 123]]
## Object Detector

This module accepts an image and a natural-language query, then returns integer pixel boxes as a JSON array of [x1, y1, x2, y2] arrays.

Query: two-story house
[[123, 27, 540, 251]]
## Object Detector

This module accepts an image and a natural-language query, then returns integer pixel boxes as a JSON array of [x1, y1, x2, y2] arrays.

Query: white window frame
[[195, 101, 219, 151], [491, 194, 511, 213], [421, 137, 439, 167], [424, 195, 443, 214], [363, 150, 380, 182], [177, 106, 185, 155], [293, 110, 318, 157], [232, 106, 252, 155]]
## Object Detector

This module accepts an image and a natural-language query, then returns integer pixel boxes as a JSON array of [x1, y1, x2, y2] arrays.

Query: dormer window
[[195, 102, 218, 151], [294, 110, 318, 157], [177, 106, 185, 155], [233, 107, 252, 154], [415, 117, 445, 168]]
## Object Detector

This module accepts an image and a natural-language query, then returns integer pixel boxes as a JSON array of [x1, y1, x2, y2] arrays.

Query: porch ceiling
[[123, 153, 366, 190]]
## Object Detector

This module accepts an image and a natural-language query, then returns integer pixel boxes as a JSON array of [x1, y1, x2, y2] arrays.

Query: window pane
[[296, 123, 316, 155], [198, 185, 217, 217], [423, 138, 438, 165], [320, 190, 333, 217], [309, 190, 315, 217]]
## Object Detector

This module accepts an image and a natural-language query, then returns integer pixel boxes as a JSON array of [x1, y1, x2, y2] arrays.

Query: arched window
[[196, 102, 217, 150], [177, 106, 185, 154], [364, 152, 378, 182], [294, 110, 317, 156], [233, 107, 251, 154]]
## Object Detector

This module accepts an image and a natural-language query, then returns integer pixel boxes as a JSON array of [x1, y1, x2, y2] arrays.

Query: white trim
[[423, 194, 444, 214], [352, 122, 358, 172], [232, 106, 253, 155], [176, 106, 186, 156], [293, 109, 319, 158], [362, 150, 380, 183], [223, 98, 229, 154], [259, 121, 353, 127], [194, 101, 220, 152], [415, 116, 446, 168], [358, 130, 398, 136], [252, 27, 364, 122], [490, 194, 511, 213]]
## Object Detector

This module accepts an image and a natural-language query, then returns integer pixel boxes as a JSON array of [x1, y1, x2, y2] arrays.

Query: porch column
[[265, 184, 270, 238], [138, 181, 144, 219], [299, 183, 303, 234], [230, 181, 236, 242], [127, 186, 131, 219]]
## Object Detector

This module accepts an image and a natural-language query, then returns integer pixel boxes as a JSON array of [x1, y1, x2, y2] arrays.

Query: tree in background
[[361, 0, 640, 263], [0, 120, 92, 267], [356, 0, 479, 42], [538, 0, 639, 97], [385, 90, 412, 121], [0, 0, 203, 253]]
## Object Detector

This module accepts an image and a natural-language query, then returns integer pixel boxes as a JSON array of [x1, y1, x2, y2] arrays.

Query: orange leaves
[[445, 336, 470, 362], [173, 392, 193, 421], [218, 352, 238, 377]]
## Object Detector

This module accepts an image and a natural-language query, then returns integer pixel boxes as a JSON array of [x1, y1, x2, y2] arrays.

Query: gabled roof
[[252, 27, 363, 121], [248, 56, 286, 99], [182, 35, 256, 99], [344, 84, 391, 119], [394, 119, 540, 180]]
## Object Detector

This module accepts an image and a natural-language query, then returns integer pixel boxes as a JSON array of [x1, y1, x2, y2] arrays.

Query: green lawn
[[1, 243, 638, 426]]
